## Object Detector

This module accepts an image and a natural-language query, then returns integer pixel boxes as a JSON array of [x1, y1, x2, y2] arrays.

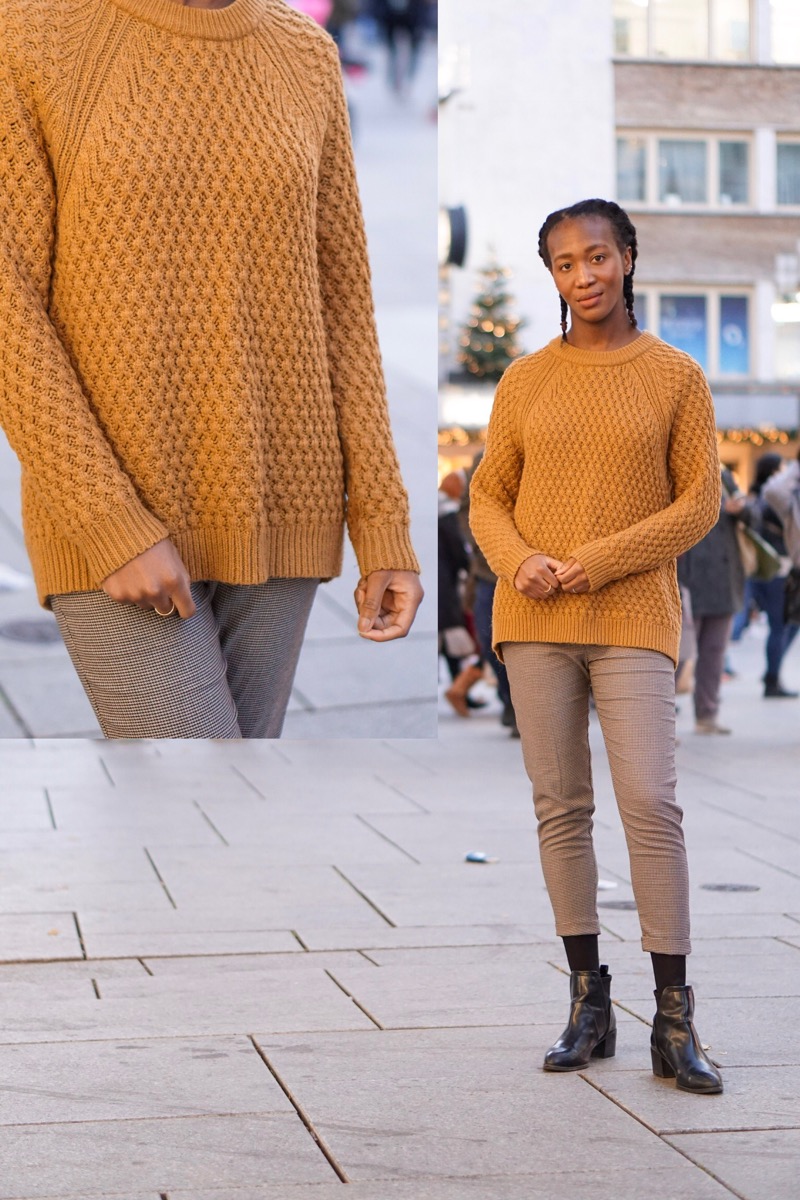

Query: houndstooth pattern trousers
[[51, 578, 319, 740], [503, 642, 691, 955]]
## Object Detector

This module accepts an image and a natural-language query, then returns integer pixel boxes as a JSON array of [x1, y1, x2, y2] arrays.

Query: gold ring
[[154, 602, 176, 617], [543, 583, 552, 593]]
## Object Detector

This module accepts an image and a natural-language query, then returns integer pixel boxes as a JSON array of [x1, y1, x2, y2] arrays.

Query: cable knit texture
[[470, 333, 721, 665], [0, 0, 418, 605]]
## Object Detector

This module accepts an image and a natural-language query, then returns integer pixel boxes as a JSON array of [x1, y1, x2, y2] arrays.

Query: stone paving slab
[[0, 1036, 291, 1126], [592, 1065, 800, 1133], [142, 951, 368, 976], [0, 1114, 336, 1196], [256, 1026, 714, 1181], [596, 909, 800, 943], [0, 657, 100, 738], [612, 995, 800, 1068], [166, 1168, 734, 1200], [609, 945, 800, 998], [294, 923, 558, 952], [0, 966, 373, 1044], [0, 791, 52, 831], [325, 950, 642, 1030], [666, 1129, 800, 1200], [80, 924, 303, 960], [0, 912, 83, 963]]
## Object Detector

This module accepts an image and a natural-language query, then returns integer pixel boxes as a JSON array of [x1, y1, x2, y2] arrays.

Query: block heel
[[592, 1026, 617, 1059], [650, 1046, 674, 1078], [650, 985, 722, 1094]]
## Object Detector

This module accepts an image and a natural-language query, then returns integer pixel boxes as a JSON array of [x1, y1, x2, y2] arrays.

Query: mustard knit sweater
[[0, 0, 419, 605], [470, 333, 721, 666]]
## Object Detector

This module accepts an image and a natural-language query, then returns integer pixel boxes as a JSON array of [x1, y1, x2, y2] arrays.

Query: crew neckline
[[105, 0, 269, 39], [548, 330, 659, 367]]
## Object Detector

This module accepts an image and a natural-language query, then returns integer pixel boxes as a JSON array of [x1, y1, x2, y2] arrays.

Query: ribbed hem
[[546, 330, 658, 368], [104, 0, 269, 39], [349, 522, 420, 578], [494, 611, 679, 667], [31, 521, 348, 607]]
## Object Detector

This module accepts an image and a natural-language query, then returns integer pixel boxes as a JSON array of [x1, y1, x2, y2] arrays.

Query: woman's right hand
[[101, 539, 196, 618], [513, 554, 563, 599]]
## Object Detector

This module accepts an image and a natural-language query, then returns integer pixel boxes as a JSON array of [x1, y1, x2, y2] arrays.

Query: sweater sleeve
[[0, 44, 169, 584], [469, 365, 540, 583], [315, 40, 419, 578], [570, 360, 721, 592]]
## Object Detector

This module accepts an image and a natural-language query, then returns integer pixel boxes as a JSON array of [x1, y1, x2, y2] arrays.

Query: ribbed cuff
[[350, 522, 420, 578], [73, 503, 170, 584], [495, 540, 539, 586], [571, 540, 616, 592]]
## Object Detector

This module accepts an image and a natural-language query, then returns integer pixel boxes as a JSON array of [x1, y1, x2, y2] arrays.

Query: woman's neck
[[565, 310, 641, 353], [166, 0, 235, 8]]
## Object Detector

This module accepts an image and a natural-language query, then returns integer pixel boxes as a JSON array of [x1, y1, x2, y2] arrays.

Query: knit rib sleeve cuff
[[350, 523, 421, 578], [494, 540, 539, 587], [570, 540, 615, 592], [76, 503, 171, 584]]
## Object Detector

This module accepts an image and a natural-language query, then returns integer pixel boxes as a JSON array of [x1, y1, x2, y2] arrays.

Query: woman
[[0, 0, 422, 738], [470, 198, 723, 1093]]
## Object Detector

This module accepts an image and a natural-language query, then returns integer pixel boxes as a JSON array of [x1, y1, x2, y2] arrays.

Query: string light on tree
[[457, 255, 526, 380]]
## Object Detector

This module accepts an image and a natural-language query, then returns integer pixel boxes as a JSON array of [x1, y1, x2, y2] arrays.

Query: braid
[[538, 198, 639, 335]]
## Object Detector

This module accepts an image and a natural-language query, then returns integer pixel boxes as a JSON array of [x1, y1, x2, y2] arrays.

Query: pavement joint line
[[192, 800, 229, 846], [247, 1034, 349, 1184], [736, 847, 800, 880], [90, 977, 100, 999], [775, 936, 800, 953], [138, 957, 155, 976], [681, 763, 779, 809], [97, 756, 117, 786], [290, 684, 317, 712], [608, 999, 654, 1027], [578, 1071, 747, 1199], [378, 740, 438, 775], [143, 848, 178, 910], [71, 912, 87, 960], [229, 764, 267, 798], [324, 969, 385, 1031], [354, 813, 421, 864], [330, 865, 397, 927], [291, 930, 310, 951], [43, 787, 57, 830], [598, 922, 626, 942], [0, 681, 31, 737], [357, 949, 380, 966], [0, 1109, 306, 1130], [371, 773, 430, 812]]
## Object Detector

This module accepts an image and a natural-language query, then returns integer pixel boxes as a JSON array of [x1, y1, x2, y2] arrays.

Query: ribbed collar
[[106, 0, 269, 39], [547, 330, 658, 367]]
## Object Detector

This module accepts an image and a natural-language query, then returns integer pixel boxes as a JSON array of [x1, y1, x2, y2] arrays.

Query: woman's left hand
[[555, 558, 590, 594], [355, 570, 424, 641]]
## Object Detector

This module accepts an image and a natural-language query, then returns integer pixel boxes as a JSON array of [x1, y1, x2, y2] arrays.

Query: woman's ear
[[623, 246, 633, 275]]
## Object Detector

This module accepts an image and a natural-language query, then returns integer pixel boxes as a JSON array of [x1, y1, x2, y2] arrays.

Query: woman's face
[[546, 215, 632, 329]]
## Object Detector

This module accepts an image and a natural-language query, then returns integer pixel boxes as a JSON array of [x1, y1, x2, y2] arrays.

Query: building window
[[777, 141, 800, 205], [636, 288, 751, 376], [617, 132, 751, 209], [771, 0, 800, 65], [613, 0, 751, 62]]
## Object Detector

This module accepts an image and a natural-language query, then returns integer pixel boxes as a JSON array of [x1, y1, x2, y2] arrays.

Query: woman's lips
[[577, 294, 602, 307]]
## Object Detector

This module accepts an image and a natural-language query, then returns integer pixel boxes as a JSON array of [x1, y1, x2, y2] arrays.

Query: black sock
[[562, 934, 600, 972], [651, 952, 686, 999]]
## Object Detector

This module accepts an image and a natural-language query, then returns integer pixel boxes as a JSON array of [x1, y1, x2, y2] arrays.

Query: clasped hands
[[102, 539, 424, 640], [514, 553, 589, 600]]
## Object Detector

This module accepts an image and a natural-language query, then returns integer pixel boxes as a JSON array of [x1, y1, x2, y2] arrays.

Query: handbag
[[785, 567, 800, 625], [736, 522, 782, 582]]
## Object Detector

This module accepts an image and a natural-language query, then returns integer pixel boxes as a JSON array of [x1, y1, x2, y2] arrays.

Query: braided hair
[[537, 199, 638, 342]]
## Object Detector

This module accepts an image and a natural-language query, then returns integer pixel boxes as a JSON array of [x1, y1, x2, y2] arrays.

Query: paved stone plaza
[[0, 32, 436, 740], [0, 626, 796, 1197]]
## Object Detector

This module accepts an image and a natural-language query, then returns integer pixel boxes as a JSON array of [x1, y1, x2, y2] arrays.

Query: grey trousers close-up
[[503, 641, 691, 956], [693, 612, 735, 722], [51, 578, 319, 739]]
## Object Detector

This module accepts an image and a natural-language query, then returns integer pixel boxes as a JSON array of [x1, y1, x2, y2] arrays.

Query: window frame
[[635, 285, 754, 379], [776, 136, 800, 209], [616, 130, 754, 212], [612, 0, 754, 63]]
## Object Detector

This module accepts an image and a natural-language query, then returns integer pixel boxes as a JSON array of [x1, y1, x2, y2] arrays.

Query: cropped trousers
[[51, 578, 319, 740], [503, 642, 691, 955]]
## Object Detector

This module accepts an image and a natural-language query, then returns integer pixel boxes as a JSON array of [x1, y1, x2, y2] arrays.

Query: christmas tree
[[457, 258, 525, 380]]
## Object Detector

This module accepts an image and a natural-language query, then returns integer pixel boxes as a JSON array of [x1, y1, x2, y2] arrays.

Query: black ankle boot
[[543, 965, 616, 1071], [764, 675, 798, 698], [651, 984, 723, 1094]]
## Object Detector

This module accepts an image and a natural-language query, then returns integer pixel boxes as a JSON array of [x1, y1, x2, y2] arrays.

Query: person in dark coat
[[744, 453, 798, 698], [678, 467, 745, 733], [438, 472, 481, 716]]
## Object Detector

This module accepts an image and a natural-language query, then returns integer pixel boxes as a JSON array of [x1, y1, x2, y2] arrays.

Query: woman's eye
[[593, 255, 605, 263], [559, 264, 571, 272]]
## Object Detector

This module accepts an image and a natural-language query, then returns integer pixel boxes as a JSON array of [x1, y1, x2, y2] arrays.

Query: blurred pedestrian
[[742, 453, 798, 697], [471, 198, 722, 1094], [763, 447, 800, 632], [678, 467, 747, 733], [372, 0, 428, 94], [438, 472, 482, 717], [0, 0, 422, 739]]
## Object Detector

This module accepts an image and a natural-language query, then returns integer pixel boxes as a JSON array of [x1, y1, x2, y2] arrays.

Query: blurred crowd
[[439, 449, 800, 738], [288, 0, 437, 95]]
